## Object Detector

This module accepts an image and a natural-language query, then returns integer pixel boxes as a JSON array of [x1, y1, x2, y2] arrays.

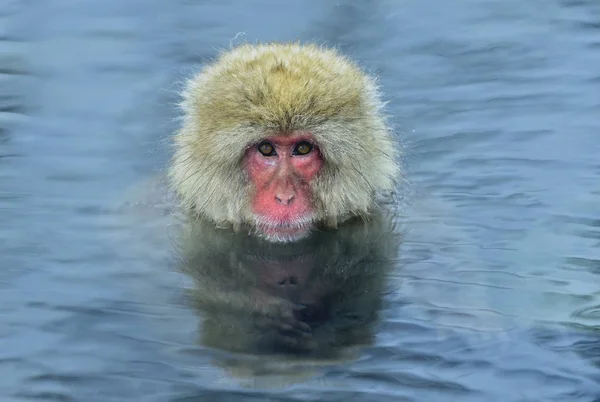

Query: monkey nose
[[277, 275, 299, 286], [275, 193, 295, 205]]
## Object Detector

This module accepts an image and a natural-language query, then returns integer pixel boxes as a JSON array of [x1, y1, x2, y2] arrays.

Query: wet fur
[[169, 42, 400, 230]]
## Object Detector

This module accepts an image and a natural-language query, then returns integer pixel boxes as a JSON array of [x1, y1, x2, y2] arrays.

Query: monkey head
[[170, 43, 400, 242]]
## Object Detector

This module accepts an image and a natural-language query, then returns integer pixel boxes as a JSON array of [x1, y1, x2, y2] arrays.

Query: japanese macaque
[[178, 207, 401, 380], [169, 42, 400, 242]]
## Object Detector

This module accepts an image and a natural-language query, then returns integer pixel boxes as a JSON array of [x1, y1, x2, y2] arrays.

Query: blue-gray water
[[2, 0, 600, 401]]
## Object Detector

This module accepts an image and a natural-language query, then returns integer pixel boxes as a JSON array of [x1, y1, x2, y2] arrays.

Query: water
[[1, 0, 600, 400]]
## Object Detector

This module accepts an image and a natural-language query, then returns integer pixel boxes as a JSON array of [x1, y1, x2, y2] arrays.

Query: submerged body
[[179, 208, 401, 369], [169, 42, 400, 242]]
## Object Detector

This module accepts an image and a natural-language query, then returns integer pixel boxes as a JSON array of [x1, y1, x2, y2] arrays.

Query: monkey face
[[244, 133, 323, 243]]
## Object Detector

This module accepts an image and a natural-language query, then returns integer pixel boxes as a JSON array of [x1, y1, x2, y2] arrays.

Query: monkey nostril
[[275, 195, 294, 205], [277, 276, 298, 286]]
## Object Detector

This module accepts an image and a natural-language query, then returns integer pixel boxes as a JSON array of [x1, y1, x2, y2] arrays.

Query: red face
[[245, 133, 323, 242]]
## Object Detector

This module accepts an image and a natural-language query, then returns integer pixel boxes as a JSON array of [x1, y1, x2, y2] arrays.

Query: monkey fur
[[169, 42, 400, 233]]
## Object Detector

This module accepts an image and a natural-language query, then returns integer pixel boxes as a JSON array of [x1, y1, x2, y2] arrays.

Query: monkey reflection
[[178, 211, 401, 359]]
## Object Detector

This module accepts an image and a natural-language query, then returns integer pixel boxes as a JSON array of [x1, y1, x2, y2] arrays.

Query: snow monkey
[[170, 42, 400, 242]]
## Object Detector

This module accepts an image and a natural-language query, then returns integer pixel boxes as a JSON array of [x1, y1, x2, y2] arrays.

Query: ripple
[[1, 0, 600, 401], [572, 304, 600, 321], [14, 391, 74, 401]]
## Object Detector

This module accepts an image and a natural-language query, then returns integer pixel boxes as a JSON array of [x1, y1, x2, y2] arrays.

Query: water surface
[[1, 0, 600, 401]]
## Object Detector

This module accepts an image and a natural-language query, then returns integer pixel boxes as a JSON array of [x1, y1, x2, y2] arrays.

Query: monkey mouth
[[252, 215, 315, 243]]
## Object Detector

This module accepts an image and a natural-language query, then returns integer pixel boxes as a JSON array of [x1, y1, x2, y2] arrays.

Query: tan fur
[[169, 42, 400, 231]]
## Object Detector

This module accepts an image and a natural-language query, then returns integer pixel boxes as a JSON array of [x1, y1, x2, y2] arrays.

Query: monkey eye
[[293, 141, 313, 156], [258, 141, 276, 156]]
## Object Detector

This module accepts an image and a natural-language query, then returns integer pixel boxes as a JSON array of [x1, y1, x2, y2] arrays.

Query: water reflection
[[1, 0, 600, 399], [178, 212, 401, 380]]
